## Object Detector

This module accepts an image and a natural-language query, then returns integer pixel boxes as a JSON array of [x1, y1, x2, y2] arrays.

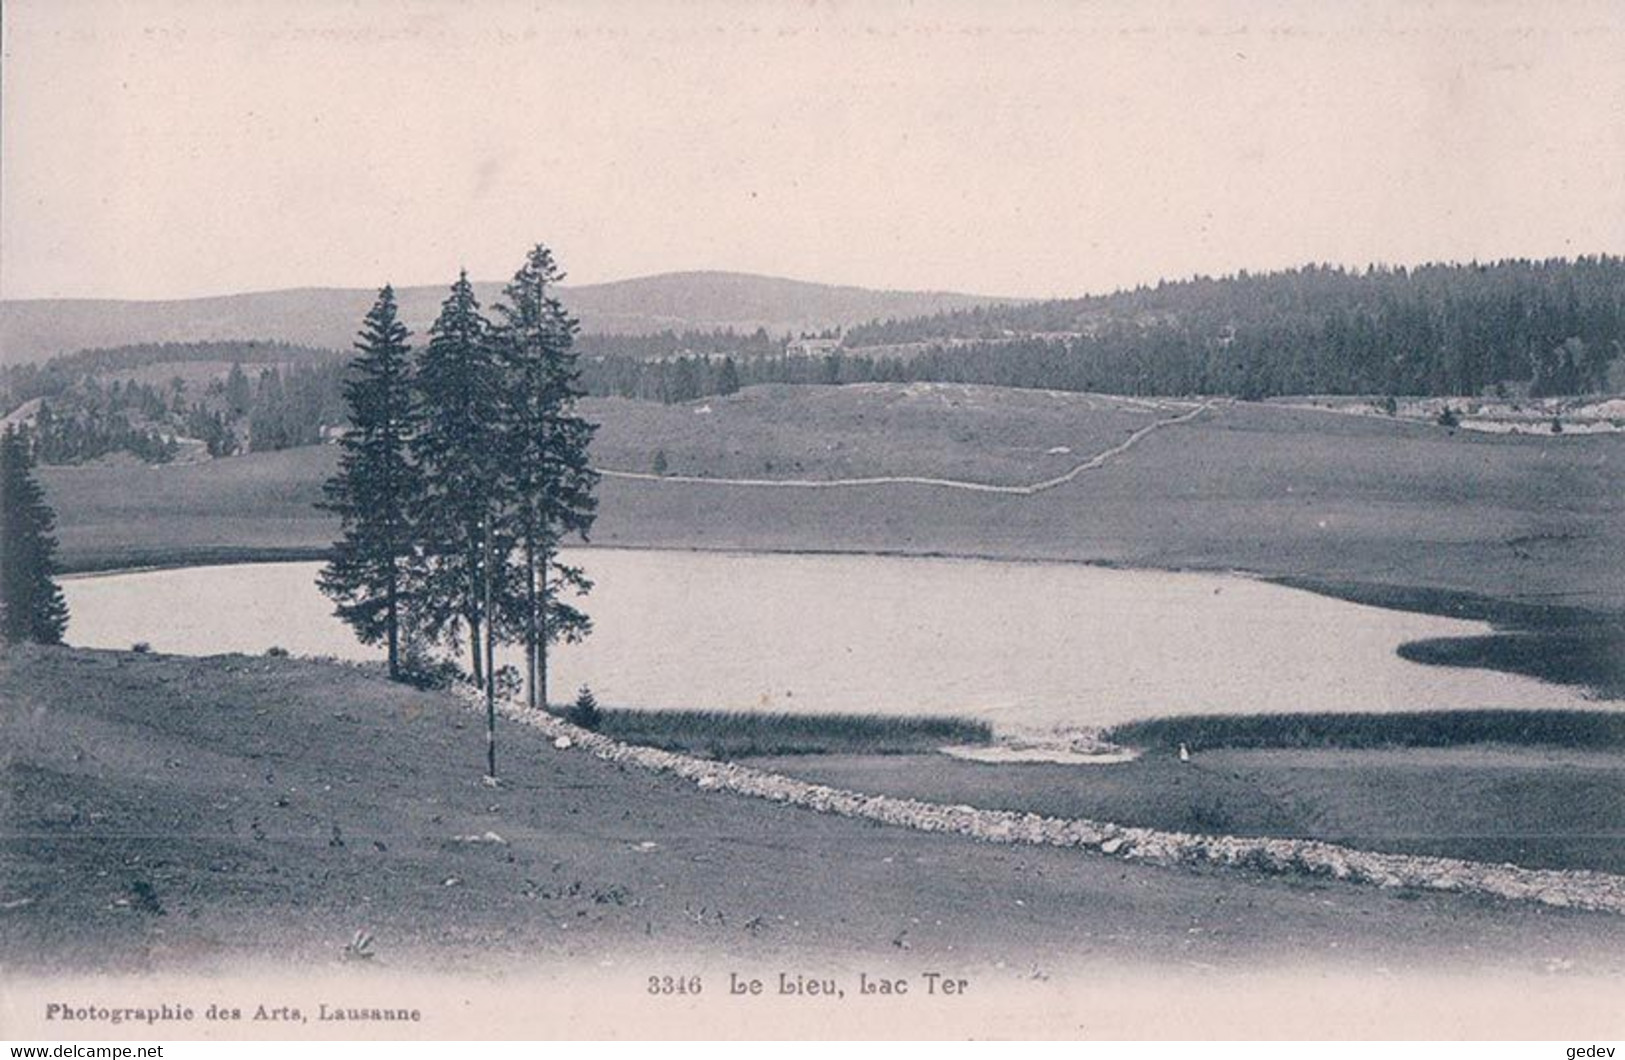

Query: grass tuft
[[1106, 709, 1625, 754], [560, 707, 993, 758]]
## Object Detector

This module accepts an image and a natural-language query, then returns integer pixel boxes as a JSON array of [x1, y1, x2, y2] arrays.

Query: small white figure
[[1178, 742, 1191, 763]]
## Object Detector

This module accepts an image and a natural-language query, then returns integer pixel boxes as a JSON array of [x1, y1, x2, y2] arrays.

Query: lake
[[59, 549, 1613, 732]]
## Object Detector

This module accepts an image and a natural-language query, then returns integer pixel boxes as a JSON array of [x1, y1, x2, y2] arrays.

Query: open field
[[588, 389, 1625, 617], [6, 645, 1625, 983], [39, 385, 1180, 569], [41, 443, 337, 571], [589, 384, 1182, 484]]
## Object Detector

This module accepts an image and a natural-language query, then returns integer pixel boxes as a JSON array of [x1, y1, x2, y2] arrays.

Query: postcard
[[3, 0, 1623, 1042]]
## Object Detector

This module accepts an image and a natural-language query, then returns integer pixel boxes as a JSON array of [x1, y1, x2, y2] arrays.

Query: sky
[[3, 0, 1624, 301]]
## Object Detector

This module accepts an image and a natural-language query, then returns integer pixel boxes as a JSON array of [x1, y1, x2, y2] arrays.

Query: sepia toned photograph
[[2, 0, 1624, 1042]]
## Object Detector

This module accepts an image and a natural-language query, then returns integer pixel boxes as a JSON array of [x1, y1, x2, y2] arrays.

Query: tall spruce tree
[[491, 244, 600, 710], [412, 271, 508, 688], [317, 286, 420, 679], [1, 426, 69, 644]]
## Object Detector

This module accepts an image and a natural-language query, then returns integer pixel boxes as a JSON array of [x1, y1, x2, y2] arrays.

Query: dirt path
[[595, 399, 1215, 495]]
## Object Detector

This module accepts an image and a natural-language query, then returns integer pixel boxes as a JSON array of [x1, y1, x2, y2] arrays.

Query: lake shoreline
[[65, 552, 1612, 727], [55, 538, 1625, 623], [56, 541, 1625, 701]]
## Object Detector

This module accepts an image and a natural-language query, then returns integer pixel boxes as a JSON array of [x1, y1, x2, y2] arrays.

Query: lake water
[[59, 550, 1613, 732]]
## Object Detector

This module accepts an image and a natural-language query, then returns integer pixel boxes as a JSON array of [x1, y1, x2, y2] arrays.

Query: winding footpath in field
[[595, 398, 1216, 495], [555, 393, 1625, 915], [464, 690, 1625, 918]]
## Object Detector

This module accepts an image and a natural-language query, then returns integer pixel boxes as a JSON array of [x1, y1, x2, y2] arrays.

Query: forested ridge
[[836, 257, 1625, 398], [578, 258, 1625, 403]]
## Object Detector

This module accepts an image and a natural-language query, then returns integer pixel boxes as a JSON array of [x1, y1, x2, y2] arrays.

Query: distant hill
[[0, 272, 1018, 365]]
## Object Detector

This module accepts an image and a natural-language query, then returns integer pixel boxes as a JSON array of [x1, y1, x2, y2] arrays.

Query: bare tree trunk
[[525, 531, 538, 710], [535, 401, 551, 713], [538, 542, 550, 712], [386, 567, 399, 680], [467, 615, 483, 688], [464, 539, 481, 686], [483, 512, 497, 779]]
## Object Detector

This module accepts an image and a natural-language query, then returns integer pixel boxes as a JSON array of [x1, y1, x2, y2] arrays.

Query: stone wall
[[462, 689, 1625, 917]]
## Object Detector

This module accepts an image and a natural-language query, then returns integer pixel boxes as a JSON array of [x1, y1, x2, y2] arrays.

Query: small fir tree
[[0, 427, 69, 644], [566, 684, 602, 731]]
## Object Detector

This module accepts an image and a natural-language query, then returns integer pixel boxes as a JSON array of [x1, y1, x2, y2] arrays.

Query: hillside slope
[[6, 644, 1625, 990], [0, 272, 1015, 364]]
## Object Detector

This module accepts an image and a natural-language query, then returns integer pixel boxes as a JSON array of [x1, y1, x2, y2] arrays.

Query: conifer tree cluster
[[1, 344, 349, 466], [318, 245, 600, 741]]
